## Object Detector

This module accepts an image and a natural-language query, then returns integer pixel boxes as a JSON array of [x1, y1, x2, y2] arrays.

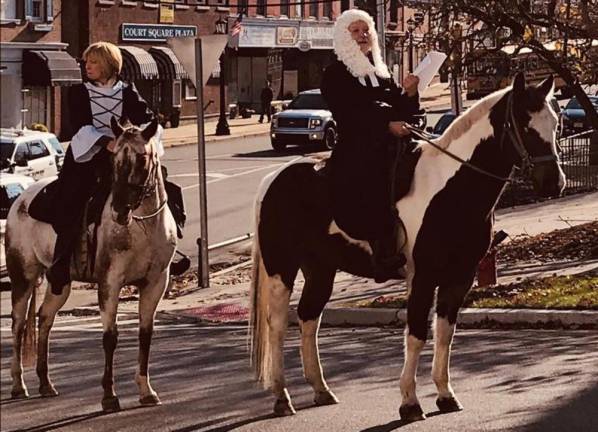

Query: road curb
[[162, 130, 269, 148], [288, 307, 598, 328]]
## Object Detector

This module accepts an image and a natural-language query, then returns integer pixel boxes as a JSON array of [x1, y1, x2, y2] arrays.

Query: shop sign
[[238, 26, 276, 48], [121, 23, 197, 42], [276, 27, 298, 46], [297, 40, 311, 52], [160, 0, 174, 24], [298, 25, 334, 49]]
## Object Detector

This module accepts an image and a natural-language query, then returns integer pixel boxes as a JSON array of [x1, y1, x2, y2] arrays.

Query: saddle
[[28, 178, 112, 279]]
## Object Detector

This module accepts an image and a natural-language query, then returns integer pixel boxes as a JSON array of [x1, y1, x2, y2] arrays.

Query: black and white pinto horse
[[250, 73, 565, 420], [7, 118, 177, 412]]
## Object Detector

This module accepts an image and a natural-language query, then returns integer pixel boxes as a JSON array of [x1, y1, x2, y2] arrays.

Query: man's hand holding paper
[[413, 51, 448, 93]]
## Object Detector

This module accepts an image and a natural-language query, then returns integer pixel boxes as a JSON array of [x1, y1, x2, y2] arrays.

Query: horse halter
[[501, 92, 559, 175], [114, 139, 167, 221]]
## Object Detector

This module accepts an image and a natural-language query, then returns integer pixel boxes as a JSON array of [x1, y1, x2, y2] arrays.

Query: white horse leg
[[399, 273, 436, 422], [10, 281, 35, 399], [432, 316, 462, 412], [299, 317, 338, 406], [98, 283, 121, 412], [297, 263, 337, 406], [269, 276, 294, 416], [135, 272, 169, 406], [37, 282, 72, 397], [432, 277, 474, 413], [9, 254, 43, 399]]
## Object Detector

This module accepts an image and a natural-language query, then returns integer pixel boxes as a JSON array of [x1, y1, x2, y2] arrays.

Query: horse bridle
[[115, 141, 168, 221], [406, 91, 558, 182]]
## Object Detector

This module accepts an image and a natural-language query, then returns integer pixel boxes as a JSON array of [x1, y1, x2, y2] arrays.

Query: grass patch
[[349, 273, 598, 310], [465, 274, 598, 309]]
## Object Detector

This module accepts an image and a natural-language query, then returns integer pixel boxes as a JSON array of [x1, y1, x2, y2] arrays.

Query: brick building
[[225, 0, 430, 110], [1, 0, 81, 136], [60, 0, 230, 134]]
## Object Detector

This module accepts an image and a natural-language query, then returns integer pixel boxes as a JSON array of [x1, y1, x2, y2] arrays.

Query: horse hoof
[[399, 403, 426, 422], [436, 396, 463, 413], [101, 396, 121, 413], [273, 398, 296, 416], [140, 394, 162, 406], [314, 390, 339, 406], [39, 384, 59, 397], [11, 388, 29, 399]]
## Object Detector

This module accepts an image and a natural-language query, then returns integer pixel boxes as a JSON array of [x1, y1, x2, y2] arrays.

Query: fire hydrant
[[476, 230, 508, 287]]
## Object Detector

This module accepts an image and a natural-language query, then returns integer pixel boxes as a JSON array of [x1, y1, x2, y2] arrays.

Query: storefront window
[[173, 80, 182, 107], [323, 0, 332, 19], [309, 0, 318, 18], [256, 0, 266, 16], [280, 0, 289, 16], [184, 79, 197, 100]]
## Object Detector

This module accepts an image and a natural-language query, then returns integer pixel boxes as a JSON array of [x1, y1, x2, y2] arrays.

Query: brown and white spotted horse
[[249, 73, 565, 420], [7, 118, 177, 412]]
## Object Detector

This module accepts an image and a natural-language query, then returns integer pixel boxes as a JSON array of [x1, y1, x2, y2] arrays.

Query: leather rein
[[405, 92, 558, 182]]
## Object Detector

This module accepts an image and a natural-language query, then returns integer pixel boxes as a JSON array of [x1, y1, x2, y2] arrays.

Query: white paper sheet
[[413, 51, 448, 93]]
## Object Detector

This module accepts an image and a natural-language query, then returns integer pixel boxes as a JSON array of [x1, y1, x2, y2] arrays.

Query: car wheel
[[271, 139, 286, 151], [323, 126, 337, 150]]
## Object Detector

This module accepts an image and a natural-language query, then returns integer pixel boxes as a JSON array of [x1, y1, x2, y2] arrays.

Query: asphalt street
[[1, 315, 596, 432]]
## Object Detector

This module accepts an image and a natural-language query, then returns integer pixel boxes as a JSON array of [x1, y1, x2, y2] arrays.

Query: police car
[[0, 128, 65, 180]]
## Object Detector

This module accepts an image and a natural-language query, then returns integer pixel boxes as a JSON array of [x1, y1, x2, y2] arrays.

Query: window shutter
[[46, 0, 53, 21]]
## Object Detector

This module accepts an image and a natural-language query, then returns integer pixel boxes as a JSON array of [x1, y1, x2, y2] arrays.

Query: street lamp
[[406, 17, 416, 73], [215, 17, 230, 136]]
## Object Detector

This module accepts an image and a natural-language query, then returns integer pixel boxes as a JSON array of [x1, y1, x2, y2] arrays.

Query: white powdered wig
[[333, 9, 390, 79]]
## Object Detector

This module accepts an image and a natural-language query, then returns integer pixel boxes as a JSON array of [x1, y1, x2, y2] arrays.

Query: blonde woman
[[321, 9, 420, 283], [47, 41, 161, 294]]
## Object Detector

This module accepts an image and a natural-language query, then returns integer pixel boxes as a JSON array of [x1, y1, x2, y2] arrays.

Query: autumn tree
[[409, 0, 597, 135]]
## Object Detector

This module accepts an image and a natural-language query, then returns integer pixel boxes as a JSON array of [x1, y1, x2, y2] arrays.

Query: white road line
[[181, 163, 283, 191]]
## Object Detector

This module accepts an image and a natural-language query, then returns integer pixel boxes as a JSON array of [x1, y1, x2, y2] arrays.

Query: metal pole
[[215, 53, 230, 136], [376, 0, 386, 63], [194, 38, 210, 288], [408, 32, 413, 73]]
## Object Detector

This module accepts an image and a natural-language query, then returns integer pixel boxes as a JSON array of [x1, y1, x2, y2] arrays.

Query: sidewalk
[[161, 83, 458, 148], [3, 192, 595, 327]]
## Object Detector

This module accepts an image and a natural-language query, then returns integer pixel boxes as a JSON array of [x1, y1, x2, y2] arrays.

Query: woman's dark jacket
[[321, 60, 420, 240]]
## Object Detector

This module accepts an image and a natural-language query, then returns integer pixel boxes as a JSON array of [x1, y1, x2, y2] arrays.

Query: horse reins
[[404, 92, 558, 182], [131, 149, 168, 221]]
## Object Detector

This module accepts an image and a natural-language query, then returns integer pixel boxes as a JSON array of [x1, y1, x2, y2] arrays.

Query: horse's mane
[[425, 86, 512, 154]]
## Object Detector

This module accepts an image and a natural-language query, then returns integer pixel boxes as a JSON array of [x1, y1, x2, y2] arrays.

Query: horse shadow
[[172, 413, 276, 432]]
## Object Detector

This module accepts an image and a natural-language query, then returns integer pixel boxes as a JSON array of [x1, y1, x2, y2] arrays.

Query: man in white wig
[[321, 8, 420, 283]]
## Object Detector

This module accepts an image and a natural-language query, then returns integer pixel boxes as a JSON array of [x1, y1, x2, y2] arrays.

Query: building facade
[[1, 0, 81, 136], [61, 0, 229, 133]]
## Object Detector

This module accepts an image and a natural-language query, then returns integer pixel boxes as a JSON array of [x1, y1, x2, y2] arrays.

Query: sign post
[[194, 38, 209, 288]]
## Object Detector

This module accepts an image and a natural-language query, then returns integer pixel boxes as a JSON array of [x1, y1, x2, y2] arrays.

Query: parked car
[[0, 128, 65, 180], [270, 89, 337, 151], [425, 111, 459, 138], [1, 173, 35, 278], [560, 95, 598, 136]]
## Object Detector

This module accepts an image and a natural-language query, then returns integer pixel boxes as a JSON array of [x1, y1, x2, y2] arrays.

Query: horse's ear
[[141, 118, 159, 142], [513, 72, 526, 94], [537, 75, 554, 99], [118, 115, 130, 127], [111, 116, 124, 138]]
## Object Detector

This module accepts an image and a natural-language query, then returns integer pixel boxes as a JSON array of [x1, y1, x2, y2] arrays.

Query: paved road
[[2, 316, 596, 432], [162, 134, 322, 261]]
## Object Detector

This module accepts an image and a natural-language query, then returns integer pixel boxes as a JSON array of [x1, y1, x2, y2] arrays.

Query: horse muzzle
[[112, 207, 133, 226]]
